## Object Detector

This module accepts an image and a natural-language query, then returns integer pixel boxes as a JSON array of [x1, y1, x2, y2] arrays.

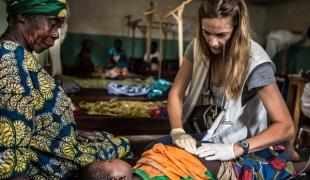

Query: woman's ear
[[16, 14, 36, 31], [15, 14, 27, 23]]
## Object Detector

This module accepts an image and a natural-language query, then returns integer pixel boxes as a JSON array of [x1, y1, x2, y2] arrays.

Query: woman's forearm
[[234, 121, 294, 157], [167, 91, 184, 129], [234, 83, 295, 156], [249, 121, 294, 151], [167, 58, 193, 130]]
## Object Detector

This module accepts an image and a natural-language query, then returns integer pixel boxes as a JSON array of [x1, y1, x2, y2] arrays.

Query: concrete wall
[[62, 0, 198, 66], [67, 0, 192, 40], [65, 0, 269, 42], [0, 1, 7, 34], [265, 0, 310, 74], [265, 0, 310, 34], [1, 0, 309, 71], [61, 33, 185, 66], [1, 0, 309, 42], [248, 5, 267, 44]]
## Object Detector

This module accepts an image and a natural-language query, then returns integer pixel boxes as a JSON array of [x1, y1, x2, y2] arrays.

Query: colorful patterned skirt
[[233, 148, 295, 180]]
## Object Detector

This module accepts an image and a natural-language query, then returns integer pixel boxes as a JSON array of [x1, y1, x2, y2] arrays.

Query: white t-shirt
[[302, 83, 310, 118], [144, 52, 161, 71]]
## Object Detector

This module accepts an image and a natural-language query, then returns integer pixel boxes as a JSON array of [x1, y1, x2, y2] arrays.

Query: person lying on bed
[[79, 143, 310, 180]]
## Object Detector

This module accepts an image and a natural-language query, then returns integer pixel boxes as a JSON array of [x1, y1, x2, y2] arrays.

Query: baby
[[79, 159, 141, 180]]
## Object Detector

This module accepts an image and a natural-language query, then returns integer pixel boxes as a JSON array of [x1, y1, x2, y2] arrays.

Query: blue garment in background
[[147, 79, 172, 99], [108, 82, 149, 96], [108, 48, 128, 68]]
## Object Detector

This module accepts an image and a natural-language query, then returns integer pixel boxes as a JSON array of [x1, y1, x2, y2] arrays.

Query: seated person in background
[[144, 41, 161, 75], [74, 39, 95, 77], [108, 39, 129, 77], [80, 143, 310, 180]]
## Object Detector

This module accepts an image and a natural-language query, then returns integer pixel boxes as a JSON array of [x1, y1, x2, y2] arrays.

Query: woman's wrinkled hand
[[77, 131, 105, 142]]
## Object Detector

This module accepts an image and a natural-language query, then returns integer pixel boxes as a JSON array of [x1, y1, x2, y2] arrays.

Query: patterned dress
[[234, 148, 295, 179], [0, 40, 132, 179]]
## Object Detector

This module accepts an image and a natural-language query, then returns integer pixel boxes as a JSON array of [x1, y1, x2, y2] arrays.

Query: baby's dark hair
[[79, 163, 112, 180]]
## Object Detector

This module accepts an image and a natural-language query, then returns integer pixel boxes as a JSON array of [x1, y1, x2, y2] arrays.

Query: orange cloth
[[133, 143, 212, 180]]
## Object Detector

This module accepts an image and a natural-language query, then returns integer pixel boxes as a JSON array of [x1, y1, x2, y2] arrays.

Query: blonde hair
[[196, 0, 251, 100]]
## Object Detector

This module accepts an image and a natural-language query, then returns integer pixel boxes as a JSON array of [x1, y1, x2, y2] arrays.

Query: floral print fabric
[[0, 40, 132, 179], [234, 148, 295, 180]]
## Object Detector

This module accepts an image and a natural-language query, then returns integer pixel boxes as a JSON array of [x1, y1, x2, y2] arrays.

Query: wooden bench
[[75, 113, 170, 135], [286, 74, 306, 132]]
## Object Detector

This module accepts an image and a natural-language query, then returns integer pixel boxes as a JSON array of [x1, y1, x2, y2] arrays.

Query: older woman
[[0, 0, 131, 179]]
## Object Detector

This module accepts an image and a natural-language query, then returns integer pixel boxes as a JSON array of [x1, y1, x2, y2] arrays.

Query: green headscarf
[[3, 0, 67, 17]]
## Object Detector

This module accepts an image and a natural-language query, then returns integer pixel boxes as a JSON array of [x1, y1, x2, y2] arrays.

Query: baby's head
[[80, 159, 132, 180]]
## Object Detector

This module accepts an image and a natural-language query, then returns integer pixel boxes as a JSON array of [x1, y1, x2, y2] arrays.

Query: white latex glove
[[196, 143, 235, 161], [170, 128, 197, 154]]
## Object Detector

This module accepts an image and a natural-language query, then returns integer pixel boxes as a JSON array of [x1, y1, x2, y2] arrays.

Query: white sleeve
[[143, 53, 147, 61], [302, 83, 310, 118]]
